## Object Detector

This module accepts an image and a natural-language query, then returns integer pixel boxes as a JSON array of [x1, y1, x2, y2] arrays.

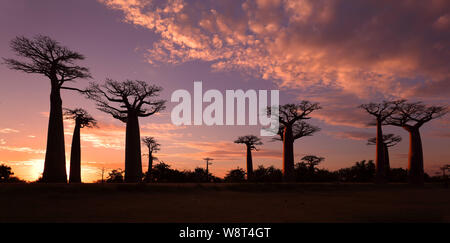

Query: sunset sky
[[0, 0, 449, 182]]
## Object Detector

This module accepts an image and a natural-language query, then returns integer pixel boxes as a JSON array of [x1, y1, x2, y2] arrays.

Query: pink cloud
[[101, 0, 450, 100]]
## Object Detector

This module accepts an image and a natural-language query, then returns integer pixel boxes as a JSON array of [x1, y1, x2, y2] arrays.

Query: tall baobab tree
[[359, 101, 398, 183], [64, 108, 97, 183], [234, 135, 263, 181], [142, 136, 160, 175], [300, 155, 324, 173], [86, 79, 166, 182], [274, 102, 321, 181], [385, 101, 447, 185], [367, 133, 401, 175], [3, 35, 91, 182]]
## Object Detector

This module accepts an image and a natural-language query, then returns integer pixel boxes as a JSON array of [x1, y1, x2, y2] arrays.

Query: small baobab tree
[[300, 155, 324, 173], [142, 136, 160, 175], [359, 101, 399, 183], [385, 101, 447, 185], [64, 108, 97, 183], [3, 35, 91, 182], [234, 135, 263, 180], [273, 102, 321, 181], [367, 133, 401, 175], [86, 79, 166, 182]]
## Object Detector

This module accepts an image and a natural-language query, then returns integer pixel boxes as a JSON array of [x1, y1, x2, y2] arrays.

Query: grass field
[[0, 183, 449, 222]]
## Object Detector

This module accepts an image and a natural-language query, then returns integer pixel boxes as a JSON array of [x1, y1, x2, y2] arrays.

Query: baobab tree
[[300, 155, 324, 173], [359, 101, 399, 183], [367, 133, 401, 175], [273, 102, 321, 181], [385, 101, 447, 185], [142, 136, 160, 175], [64, 108, 97, 183], [86, 79, 166, 182], [3, 35, 91, 182], [234, 135, 263, 180]]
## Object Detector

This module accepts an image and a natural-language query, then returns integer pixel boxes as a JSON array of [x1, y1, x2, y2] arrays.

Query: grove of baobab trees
[[64, 108, 97, 183], [234, 135, 263, 180], [274, 102, 321, 181], [2, 35, 448, 186], [359, 101, 399, 183], [86, 79, 166, 182], [3, 35, 91, 182]]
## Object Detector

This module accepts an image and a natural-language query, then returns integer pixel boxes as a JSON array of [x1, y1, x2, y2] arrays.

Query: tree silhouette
[[142, 136, 160, 177], [359, 101, 399, 183], [106, 169, 124, 183], [3, 35, 91, 182], [367, 133, 401, 175], [86, 79, 166, 182], [64, 108, 97, 183], [0, 164, 14, 182], [224, 168, 246, 182], [300, 155, 325, 173], [234, 135, 263, 181], [337, 160, 375, 182], [385, 101, 447, 185], [273, 102, 321, 182], [253, 165, 283, 182]]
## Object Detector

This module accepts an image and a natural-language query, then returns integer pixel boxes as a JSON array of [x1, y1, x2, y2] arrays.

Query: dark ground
[[0, 183, 449, 222]]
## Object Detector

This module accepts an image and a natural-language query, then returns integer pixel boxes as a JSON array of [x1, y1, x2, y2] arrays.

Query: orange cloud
[[101, 0, 450, 100]]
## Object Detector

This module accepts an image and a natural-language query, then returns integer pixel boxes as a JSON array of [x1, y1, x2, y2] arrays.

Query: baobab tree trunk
[[148, 152, 153, 174], [125, 113, 143, 182], [383, 143, 390, 179], [405, 127, 424, 185], [246, 146, 253, 181], [283, 125, 295, 182], [375, 120, 387, 183], [42, 87, 67, 183], [69, 123, 81, 183]]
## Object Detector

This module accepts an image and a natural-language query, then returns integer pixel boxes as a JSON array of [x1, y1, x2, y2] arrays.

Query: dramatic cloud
[[101, 0, 450, 99]]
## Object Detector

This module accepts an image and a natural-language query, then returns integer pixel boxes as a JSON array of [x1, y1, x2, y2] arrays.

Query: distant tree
[[337, 160, 375, 182], [389, 168, 408, 182], [273, 102, 321, 181], [253, 165, 283, 182], [234, 135, 262, 181], [367, 134, 401, 175], [0, 164, 14, 182], [86, 79, 166, 182], [385, 101, 447, 185], [142, 136, 160, 178], [149, 162, 182, 182], [64, 108, 97, 183], [3, 35, 91, 182], [359, 101, 399, 183], [294, 162, 311, 181], [187, 167, 210, 182], [300, 155, 325, 173], [106, 169, 124, 183], [224, 168, 246, 182]]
